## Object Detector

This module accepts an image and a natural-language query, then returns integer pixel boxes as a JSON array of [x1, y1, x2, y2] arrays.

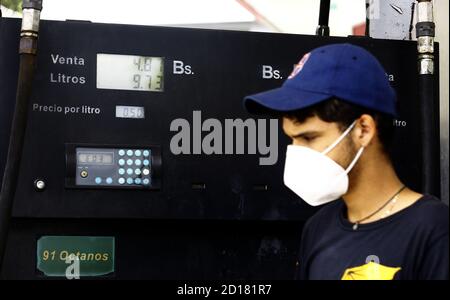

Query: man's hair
[[284, 98, 395, 157]]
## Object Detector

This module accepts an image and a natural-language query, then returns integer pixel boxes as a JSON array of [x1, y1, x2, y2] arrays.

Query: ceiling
[[2, 0, 366, 36]]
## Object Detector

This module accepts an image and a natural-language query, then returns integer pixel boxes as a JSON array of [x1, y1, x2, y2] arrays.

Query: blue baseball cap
[[244, 43, 397, 117]]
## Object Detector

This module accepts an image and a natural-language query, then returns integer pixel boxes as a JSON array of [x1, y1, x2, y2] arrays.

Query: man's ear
[[353, 114, 376, 147]]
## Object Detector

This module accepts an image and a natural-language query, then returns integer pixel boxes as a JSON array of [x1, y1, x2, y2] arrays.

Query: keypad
[[116, 148, 152, 186], [76, 147, 153, 187]]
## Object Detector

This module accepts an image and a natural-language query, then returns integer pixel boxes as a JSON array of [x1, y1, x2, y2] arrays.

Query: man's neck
[[342, 154, 403, 222]]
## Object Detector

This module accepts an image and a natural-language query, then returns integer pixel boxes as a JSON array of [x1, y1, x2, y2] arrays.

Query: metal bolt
[[34, 179, 45, 191]]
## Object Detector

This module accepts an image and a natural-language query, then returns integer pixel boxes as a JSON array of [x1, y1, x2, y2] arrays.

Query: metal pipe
[[365, 0, 370, 36], [0, 0, 43, 272], [316, 0, 330, 36], [416, 0, 437, 194]]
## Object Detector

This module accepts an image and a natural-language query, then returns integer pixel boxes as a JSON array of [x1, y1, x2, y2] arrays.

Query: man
[[243, 43, 448, 280]]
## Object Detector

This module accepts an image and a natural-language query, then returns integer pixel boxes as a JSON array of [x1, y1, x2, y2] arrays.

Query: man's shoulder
[[302, 195, 449, 234], [412, 195, 449, 232]]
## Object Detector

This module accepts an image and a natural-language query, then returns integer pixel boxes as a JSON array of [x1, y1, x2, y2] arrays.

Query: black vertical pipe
[[419, 74, 437, 194], [316, 0, 330, 36], [0, 51, 37, 275], [416, 0, 437, 195], [0, 0, 42, 272], [365, 0, 370, 36], [419, 71, 438, 195]]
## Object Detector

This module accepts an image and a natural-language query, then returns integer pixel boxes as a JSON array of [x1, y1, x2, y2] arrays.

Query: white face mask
[[283, 120, 364, 206]]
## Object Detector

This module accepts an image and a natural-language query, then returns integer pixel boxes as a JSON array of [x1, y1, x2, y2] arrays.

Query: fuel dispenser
[[0, 16, 440, 279]]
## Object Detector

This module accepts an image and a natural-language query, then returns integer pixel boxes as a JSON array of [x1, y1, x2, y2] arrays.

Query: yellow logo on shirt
[[341, 261, 401, 280]]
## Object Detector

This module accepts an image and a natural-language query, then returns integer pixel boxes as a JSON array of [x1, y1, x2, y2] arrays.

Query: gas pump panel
[[0, 18, 441, 279], [0, 18, 441, 219]]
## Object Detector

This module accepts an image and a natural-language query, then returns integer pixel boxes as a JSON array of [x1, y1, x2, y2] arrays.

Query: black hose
[[416, 0, 437, 195], [365, 0, 370, 37], [419, 74, 438, 194], [0, 0, 42, 273], [318, 0, 330, 26], [316, 0, 330, 36], [0, 54, 37, 272]]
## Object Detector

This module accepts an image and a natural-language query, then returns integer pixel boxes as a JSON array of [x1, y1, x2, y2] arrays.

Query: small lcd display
[[115, 106, 145, 119], [78, 152, 114, 165], [97, 54, 164, 92]]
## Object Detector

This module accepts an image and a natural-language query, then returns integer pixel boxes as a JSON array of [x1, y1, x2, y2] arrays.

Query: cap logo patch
[[288, 52, 311, 79]]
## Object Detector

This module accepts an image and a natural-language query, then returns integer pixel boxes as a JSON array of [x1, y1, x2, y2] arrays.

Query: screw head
[[34, 179, 46, 191]]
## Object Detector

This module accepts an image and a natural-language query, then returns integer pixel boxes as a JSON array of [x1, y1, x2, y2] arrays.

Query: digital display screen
[[96, 54, 164, 92], [78, 152, 114, 165], [116, 106, 145, 119]]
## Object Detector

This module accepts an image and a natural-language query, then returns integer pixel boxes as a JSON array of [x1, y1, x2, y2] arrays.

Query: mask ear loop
[[344, 146, 365, 174], [322, 120, 357, 155]]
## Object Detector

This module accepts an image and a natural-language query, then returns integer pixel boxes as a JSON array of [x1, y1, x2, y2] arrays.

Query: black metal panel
[[1, 218, 304, 280]]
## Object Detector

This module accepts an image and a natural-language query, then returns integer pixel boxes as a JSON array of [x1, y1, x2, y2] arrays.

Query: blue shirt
[[296, 195, 449, 280]]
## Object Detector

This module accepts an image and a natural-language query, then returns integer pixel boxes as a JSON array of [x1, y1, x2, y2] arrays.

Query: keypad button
[[142, 178, 150, 185], [135, 150, 142, 156], [118, 168, 125, 175], [127, 150, 133, 156], [106, 177, 113, 184], [134, 178, 142, 185], [95, 177, 102, 184], [127, 159, 133, 166], [126, 178, 134, 185], [127, 168, 133, 175], [135, 159, 142, 166], [135, 169, 141, 175], [143, 159, 150, 166], [118, 150, 125, 156], [118, 178, 125, 185], [142, 168, 150, 176], [143, 150, 150, 157], [118, 159, 125, 166]]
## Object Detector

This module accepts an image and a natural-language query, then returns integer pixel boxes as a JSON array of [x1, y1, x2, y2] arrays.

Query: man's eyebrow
[[291, 130, 321, 138]]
